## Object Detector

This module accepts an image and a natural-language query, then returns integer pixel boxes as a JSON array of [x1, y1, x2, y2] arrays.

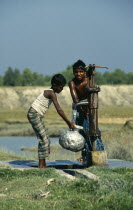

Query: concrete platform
[[0, 159, 133, 169]]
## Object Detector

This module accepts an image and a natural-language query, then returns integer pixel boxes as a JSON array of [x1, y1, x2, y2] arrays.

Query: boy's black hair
[[73, 60, 86, 72], [51, 74, 66, 86]]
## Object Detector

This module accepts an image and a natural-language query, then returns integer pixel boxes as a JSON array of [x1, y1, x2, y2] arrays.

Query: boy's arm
[[50, 91, 75, 129], [68, 81, 88, 115], [68, 81, 79, 103]]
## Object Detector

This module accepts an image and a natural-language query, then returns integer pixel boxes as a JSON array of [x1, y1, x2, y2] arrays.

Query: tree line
[[0, 66, 133, 86]]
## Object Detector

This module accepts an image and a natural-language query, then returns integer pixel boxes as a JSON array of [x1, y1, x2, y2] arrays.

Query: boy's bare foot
[[77, 157, 84, 162], [39, 159, 48, 168]]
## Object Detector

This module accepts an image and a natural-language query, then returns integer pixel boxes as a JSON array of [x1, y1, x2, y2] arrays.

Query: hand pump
[[85, 64, 108, 151]]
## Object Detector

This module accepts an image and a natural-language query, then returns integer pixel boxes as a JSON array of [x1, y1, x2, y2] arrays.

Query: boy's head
[[51, 74, 66, 86], [51, 74, 66, 93], [73, 60, 86, 73], [72, 60, 86, 81]]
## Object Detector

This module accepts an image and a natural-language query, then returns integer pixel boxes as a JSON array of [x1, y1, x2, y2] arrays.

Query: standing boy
[[27, 74, 75, 168], [68, 60, 104, 161]]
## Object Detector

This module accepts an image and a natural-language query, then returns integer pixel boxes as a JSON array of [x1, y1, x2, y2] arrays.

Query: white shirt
[[31, 89, 53, 115]]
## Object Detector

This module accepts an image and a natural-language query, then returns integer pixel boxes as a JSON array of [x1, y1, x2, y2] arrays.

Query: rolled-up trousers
[[27, 107, 50, 159]]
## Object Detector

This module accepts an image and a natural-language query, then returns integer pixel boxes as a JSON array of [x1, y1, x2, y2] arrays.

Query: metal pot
[[59, 129, 85, 152]]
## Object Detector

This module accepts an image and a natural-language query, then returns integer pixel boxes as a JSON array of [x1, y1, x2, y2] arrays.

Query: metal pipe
[[85, 65, 109, 69], [72, 100, 88, 110]]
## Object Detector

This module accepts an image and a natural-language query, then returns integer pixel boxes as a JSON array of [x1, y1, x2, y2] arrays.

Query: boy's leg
[[75, 112, 84, 161], [96, 135, 104, 151], [37, 128, 50, 168], [27, 108, 50, 168], [39, 159, 48, 168]]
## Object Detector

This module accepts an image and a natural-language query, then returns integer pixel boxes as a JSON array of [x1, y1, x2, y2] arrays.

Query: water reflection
[[0, 136, 58, 154]]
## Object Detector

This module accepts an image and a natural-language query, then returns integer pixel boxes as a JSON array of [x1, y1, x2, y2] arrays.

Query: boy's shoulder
[[68, 78, 76, 84], [44, 89, 55, 98], [68, 79, 75, 88]]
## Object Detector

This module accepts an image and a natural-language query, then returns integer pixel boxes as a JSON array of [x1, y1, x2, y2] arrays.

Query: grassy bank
[[0, 106, 133, 136], [0, 106, 133, 123], [0, 167, 132, 209], [0, 106, 133, 161], [0, 122, 133, 162], [101, 124, 133, 160], [0, 145, 81, 163], [0, 126, 133, 161]]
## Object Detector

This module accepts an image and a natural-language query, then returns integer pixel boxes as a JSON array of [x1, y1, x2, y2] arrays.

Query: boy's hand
[[68, 122, 76, 129]]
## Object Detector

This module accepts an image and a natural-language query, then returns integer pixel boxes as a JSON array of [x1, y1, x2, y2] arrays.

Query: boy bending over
[[27, 74, 75, 168]]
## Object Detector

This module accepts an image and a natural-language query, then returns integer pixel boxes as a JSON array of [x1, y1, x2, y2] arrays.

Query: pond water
[[0, 136, 58, 154], [1, 137, 133, 168]]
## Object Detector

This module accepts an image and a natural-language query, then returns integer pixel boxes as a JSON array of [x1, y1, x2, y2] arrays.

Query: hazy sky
[[0, 0, 133, 75]]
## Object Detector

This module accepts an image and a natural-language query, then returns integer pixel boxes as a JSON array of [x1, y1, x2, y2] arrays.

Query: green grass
[[0, 122, 33, 136], [0, 106, 133, 137], [0, 106, 133, 124], [100, 123, 133, 161], [0, 147, 38, 161], [0, 149, 22, 161], [99, 106, 133, 118], [0, 106, 133, 162], [0, 106, 132, 209], [0, 109, 28, 123], [0, 145, 81, 162], [0, 122, 133, 162], [0, 167, 132, 209]]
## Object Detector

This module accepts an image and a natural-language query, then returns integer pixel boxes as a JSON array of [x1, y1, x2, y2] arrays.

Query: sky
[[0, 0, 133, 76]]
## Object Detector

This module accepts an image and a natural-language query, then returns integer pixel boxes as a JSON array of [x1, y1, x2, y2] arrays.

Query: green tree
[[1, 65, 133, 86], [32, 72, 46, 86], [60, 65, 73, 83], [126, 72, 133, 84], [103, 69, 127, 84], [3, 67, 15, 86], [43, 75, 51, 86], [14, 69, 22, 86], [21, 68, 34, 86], [111, 69, 126, 84], [95, 71, 106, 85], [103, 71, 112, 84], [0, 76, 3, 86], [32, 72, 39, 86]]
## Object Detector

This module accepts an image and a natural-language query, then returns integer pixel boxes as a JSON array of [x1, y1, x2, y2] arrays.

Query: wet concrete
[[0, 159, 133, 169]]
